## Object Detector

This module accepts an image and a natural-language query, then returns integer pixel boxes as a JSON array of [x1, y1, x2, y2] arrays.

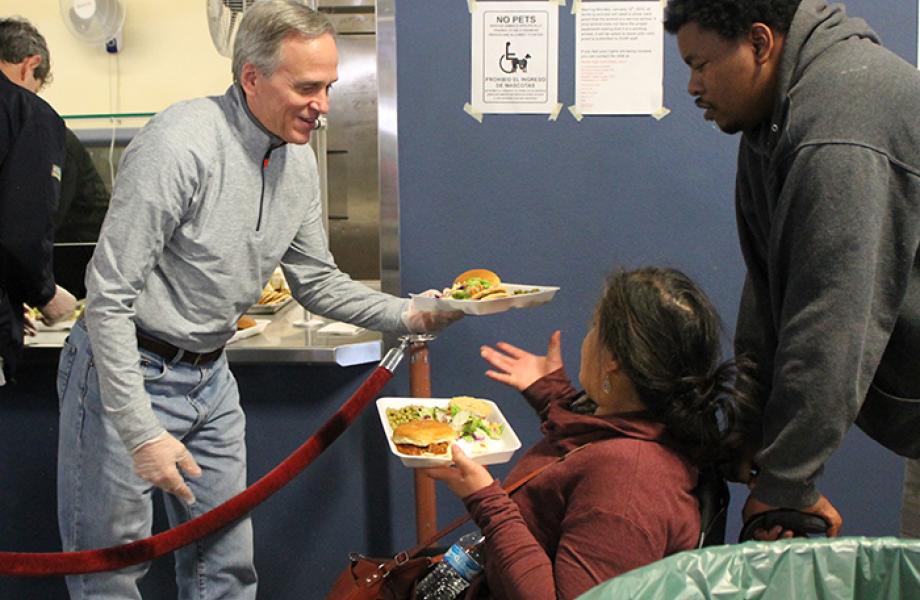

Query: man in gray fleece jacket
[[56, 2, 458, 598], [665, 0, 920, 539]]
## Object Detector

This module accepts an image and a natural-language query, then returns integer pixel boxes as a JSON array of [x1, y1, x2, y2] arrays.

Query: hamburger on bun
[[392, 420, 457, 456], [453, 268, 501, 287]]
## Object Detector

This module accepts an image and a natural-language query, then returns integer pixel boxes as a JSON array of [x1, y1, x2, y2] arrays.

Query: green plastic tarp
[[577, 537, 920, 600]]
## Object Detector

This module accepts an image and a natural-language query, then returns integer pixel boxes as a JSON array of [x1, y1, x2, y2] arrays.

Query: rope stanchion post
[[408, 334, 438, 543]]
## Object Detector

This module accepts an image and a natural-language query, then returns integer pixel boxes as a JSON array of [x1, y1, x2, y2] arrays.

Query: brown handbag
[[324, 550, 436, 600], [325, 444, 590, 600], [324, 508, 470, 600]]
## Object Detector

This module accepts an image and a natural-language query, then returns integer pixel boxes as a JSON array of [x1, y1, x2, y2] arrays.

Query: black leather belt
[[136, 331, 224, 366]]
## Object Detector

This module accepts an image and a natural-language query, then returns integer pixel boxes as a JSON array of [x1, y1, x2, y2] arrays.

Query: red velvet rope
[[0, 366, 394, 577]]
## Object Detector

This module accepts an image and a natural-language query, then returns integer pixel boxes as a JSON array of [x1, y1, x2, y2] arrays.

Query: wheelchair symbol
[[499, 41, 531, 74]]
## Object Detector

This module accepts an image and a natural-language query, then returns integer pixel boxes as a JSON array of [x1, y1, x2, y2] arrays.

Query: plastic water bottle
[[414, 531, 485, 600]]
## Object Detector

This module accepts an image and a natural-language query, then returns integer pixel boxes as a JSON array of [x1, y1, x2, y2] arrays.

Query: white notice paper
[[471, 1, 559, 115], [575, 1, 664, 115]]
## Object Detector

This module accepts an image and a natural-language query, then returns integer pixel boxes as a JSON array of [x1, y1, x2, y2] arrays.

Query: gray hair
[[231, 0, 335, 83], [0, 17, 52, 87]]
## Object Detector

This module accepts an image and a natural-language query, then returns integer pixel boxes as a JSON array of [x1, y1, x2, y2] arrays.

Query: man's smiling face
[[242, 32, 338, 144]]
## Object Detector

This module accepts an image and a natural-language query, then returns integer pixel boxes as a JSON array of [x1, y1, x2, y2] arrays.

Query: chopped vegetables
[[447, 277, 494, 300]]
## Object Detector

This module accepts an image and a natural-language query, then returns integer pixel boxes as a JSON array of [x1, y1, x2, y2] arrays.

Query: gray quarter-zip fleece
[[84, 85, 409, 450], [735, 0, 920, 507]]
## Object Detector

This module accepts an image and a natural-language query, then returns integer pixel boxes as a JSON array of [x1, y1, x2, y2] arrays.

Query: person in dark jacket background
[[55, 127, 110, 243], [0, 17, 76, 385], [664, 0, 920, 538]]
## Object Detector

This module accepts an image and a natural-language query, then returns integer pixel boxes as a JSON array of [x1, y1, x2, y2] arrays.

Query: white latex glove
[[402, 302, 464, 333], [39, 285, 77, 326], [131, 432, 202, 505]]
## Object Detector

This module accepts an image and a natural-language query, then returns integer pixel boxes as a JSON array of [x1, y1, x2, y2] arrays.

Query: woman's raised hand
[[480, 330, 563, 392]]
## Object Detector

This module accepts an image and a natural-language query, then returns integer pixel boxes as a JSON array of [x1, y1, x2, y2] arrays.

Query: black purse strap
[[386, 443, 592, 569]]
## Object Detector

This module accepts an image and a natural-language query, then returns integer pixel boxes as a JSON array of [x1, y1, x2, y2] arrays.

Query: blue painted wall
[[390, 0, 918, 568], [0, 1, 916, 597]]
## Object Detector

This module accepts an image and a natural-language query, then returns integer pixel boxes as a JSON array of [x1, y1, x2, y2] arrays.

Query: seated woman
[[422, 266, 760, 600]]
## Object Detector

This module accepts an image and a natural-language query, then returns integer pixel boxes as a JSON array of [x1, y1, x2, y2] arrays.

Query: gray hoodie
[[84, 85, 409, 450], [735, 0, 920, 508]]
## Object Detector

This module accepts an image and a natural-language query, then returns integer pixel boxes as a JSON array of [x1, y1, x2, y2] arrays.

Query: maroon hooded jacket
[[462, 368, 700, 600]]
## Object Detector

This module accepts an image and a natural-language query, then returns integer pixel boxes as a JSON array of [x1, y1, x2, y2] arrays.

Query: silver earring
[[602, 377, 610, 394]]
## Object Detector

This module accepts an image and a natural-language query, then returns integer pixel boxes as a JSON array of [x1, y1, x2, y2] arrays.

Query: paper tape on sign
[[549, 102, 564, 121], [464, 102, 484, 123], [651, 106, 672, 121]]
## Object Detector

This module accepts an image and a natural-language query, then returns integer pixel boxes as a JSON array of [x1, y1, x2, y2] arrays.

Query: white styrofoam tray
[[410, 283, 559, 316], [377, 397, 522, 468]]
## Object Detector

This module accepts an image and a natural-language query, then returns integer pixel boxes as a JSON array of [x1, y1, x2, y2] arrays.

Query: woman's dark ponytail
[[655, 357, 762, 466]]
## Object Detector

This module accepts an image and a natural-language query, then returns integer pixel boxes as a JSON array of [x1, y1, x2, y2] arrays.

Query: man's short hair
[[231, 0, 335, 83], [0, 17, 52, 86], [663, 0, 802, 38]]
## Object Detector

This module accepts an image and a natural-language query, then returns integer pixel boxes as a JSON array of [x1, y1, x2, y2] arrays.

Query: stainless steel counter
[[227, 301, 383, 366], [24, 302, 383, 367]]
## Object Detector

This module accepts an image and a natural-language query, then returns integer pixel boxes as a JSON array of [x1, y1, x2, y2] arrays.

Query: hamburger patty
[[395, 441, 450, 456]]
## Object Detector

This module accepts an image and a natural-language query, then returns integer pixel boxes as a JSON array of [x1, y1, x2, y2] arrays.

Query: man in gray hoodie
[[665, 0, 920, 539], [56, 2, 458, 598]]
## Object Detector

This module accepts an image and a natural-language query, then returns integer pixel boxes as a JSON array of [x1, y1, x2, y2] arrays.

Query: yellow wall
[[2, 0, 233, 128]]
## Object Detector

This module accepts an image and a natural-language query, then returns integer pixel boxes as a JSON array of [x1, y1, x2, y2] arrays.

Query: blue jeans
[[57, 321, 256, 599]]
